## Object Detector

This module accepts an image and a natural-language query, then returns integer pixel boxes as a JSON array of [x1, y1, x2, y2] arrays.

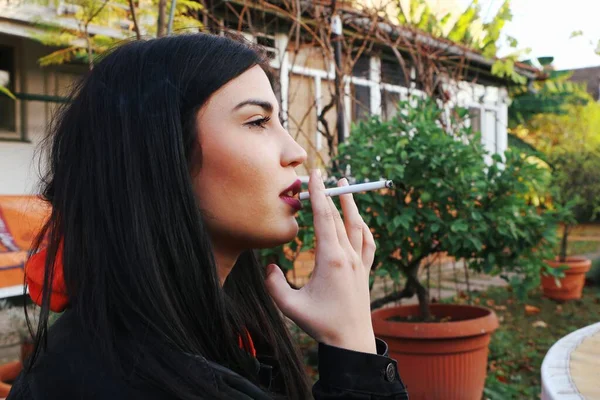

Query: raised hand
[[265, 169, 377, 354]]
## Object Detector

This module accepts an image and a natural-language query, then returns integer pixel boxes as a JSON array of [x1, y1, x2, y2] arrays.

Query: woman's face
[[193, 65, 307, 253]]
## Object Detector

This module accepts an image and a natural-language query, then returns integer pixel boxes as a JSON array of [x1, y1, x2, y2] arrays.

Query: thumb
[[264, 264, 298, 316]]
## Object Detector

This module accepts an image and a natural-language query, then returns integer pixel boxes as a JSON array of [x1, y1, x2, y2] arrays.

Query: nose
[[280, 129, 307, 168]]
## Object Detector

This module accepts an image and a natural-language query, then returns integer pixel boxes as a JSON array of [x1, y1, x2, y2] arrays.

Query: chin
[[255, 220, 299, 248]]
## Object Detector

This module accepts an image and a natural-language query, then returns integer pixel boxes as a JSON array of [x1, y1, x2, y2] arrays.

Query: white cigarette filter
[[299, 180, 394, 201]]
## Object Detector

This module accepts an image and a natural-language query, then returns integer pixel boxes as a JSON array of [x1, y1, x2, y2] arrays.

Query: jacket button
[[385, 363, 396, 382]]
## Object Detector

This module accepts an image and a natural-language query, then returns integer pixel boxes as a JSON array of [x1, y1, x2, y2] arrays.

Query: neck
[[213, 243, 241, 286]]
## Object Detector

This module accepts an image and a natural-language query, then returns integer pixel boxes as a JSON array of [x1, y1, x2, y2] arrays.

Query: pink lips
[[280, 179, 302, 212]]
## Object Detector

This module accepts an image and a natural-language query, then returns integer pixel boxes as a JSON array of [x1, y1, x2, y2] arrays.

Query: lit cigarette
[[299, 180, 394, 201]]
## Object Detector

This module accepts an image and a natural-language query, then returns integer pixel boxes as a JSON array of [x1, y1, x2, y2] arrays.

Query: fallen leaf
[[532, 320, 547, 328], [555, 305, 563, 314], [486, 299, 495, 306], [496, 375, 508, 383], [525, 305, 541, 315], [506, 298, 514, 305], [474, 297, 481, 304]]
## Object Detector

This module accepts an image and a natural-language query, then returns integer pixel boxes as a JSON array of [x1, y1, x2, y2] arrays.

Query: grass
[[467, 285, 600, 399], [563, 223, 600, 238], [553, 240, 600, 257]]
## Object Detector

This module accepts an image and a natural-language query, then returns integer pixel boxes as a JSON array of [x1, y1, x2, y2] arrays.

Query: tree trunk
[[128, 0, 142, 40], [370, 262, 431, 320], [463, 258, 471, 305], [85, 26, 93, 70], [157, 0, 167, 37], [370, 279, 415, 310], [83, 0, 109, 68], [409, 271, 430, 320], [559, 224, 570, 262]]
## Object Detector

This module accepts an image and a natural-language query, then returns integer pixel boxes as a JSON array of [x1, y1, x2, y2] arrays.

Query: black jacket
[[7, 311, 409, 399]]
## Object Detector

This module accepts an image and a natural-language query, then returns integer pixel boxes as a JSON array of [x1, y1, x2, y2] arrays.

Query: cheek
[[192, 136, 291, 245], [194, 144, 261, 216], [198, 137, 267, 199]]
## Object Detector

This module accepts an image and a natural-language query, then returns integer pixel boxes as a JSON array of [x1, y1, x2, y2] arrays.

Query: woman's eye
[[246, 116, 271, 129]]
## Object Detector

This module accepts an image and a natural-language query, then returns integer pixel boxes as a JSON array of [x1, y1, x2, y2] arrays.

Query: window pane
[[352, 56, 370, 79], [352, 84, 370, 121], [381, 90, 400, 121], [381, 59, 408, 87], [256, 35, 277, 60], [267, 68, 282, 122], [287, 74, 317, 174], [0, 46, 16, 133], [468, 107, 481, 134], [485, 109, 497, 152]]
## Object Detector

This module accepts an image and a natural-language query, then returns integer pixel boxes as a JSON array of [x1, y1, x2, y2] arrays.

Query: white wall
[[0, 37, 83, 195], [1, 35, 513, 194], [445, 80, 510, 159], [0, 139, 42, 195]]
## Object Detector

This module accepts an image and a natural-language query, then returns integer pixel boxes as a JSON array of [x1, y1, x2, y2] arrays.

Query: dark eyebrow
[[232, 99, 273, 113]]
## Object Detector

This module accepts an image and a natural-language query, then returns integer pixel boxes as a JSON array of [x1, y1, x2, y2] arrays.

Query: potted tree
[[541, 149, 600, 300], [334, 98, 556, 400]]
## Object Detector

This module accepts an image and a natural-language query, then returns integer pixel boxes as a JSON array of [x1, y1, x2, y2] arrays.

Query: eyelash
[[246, 116, 271, 129]]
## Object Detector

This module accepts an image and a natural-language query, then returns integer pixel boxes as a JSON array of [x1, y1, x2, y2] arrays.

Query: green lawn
[[562, 223, 600, 238], [554, 240, 600, 256], [466, 285, 600, 399]]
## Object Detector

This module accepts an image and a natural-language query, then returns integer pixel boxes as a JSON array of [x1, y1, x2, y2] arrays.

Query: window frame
[[0, 44, 24, 142]]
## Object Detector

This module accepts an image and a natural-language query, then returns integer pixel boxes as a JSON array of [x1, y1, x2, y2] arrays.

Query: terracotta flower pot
[[542, 257, 591, 301], [372, 303, 499, 400]]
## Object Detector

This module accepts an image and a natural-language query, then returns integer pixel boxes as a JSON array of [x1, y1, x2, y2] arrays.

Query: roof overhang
[[0, 3, 125, 44], [223, 0, 540, 83]]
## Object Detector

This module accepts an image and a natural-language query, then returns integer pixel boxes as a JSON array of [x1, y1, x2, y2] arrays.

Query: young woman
[[7, 34, 408, 400]]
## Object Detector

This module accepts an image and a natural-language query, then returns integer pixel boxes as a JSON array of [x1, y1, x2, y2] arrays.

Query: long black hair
[[25, 33, 311, 399]]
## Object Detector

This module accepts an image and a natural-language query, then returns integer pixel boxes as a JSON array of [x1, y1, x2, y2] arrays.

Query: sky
[[452, 0, 600, 70]]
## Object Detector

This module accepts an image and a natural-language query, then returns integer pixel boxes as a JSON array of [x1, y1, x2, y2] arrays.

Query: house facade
[[0, 0, 537, 195], [566, 65, 600, 101]]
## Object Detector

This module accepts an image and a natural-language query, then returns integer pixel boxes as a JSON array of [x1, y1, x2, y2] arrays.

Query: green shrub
[[262, 98, 559, 318]]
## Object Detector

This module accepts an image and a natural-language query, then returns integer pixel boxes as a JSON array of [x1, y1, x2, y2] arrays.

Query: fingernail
[[339, 178, 349, 186]]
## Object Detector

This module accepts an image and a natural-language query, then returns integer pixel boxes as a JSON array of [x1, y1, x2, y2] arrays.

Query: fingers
[[337, 178, 364, 254], [264, 264, 299, 318], [310, 171, 375, 276], [309, 169, 338, 248], [362, 223, 376, 274], [326, 195, 353, 252]]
